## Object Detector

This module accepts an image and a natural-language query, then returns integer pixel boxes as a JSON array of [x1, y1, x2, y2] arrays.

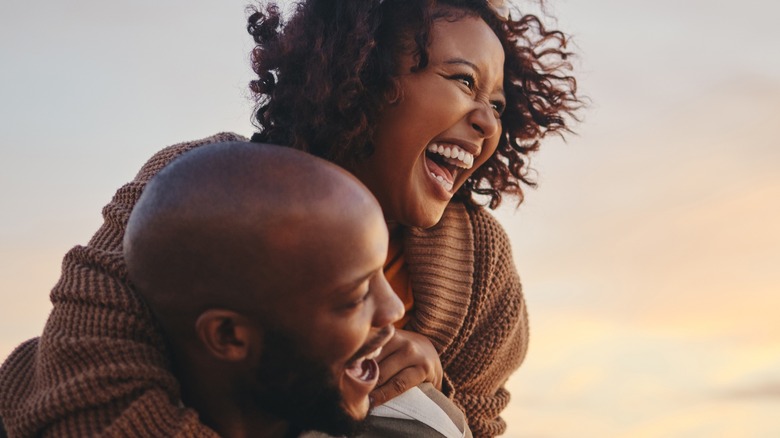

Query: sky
[[1, 1, 778, 437]]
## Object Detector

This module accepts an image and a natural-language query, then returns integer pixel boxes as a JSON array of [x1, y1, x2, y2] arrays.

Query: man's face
[[249, 328, 365, 437], [252, 194, 405, 434]]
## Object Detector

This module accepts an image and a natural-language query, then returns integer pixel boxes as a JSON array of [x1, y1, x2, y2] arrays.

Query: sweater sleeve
[[447, 208, 529, 438], [402, 204, 529, 438], [0, 133, 246, 437]]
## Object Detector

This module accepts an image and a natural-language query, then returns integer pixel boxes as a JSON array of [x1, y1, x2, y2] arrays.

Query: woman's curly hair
[[247, 0, 581, 209]]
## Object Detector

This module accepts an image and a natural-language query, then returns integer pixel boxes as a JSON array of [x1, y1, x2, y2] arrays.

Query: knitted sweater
[[0, 133, 528, 438]]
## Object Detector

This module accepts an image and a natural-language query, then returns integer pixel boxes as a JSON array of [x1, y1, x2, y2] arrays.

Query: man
[[1, 138, 471, 437], [123, 142, 404, 437]]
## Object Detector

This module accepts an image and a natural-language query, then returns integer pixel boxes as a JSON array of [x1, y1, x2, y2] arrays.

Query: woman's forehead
[[428, 17, 505, 78]]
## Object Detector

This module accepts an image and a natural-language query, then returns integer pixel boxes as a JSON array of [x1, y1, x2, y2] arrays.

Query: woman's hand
[[370, 328, 443, 406]]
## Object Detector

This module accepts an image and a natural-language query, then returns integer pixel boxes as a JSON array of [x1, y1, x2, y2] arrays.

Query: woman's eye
[[452, 74, 476, 90], [491, 100, 506, 117]]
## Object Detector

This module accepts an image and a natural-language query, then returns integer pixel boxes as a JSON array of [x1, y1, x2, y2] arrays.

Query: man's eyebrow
[[330, 270, 378, 297]]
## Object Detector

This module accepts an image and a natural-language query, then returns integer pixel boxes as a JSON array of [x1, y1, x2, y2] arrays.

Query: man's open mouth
[[344, 325, 394, 383], [425, 143, 475, 192], [345, 346, 382, 382]]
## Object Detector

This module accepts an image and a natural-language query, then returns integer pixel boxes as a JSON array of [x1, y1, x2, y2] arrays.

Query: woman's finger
[[370, 365, 427, 406], [374, 331, 404, 363], [375, 345, 415, 386]]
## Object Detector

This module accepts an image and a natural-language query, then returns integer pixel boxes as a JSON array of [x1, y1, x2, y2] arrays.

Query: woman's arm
[[447, 207, 528, 438], [0, 133, 245, 437], [403, 204, 529, 438], [370, 328, 444, 406]]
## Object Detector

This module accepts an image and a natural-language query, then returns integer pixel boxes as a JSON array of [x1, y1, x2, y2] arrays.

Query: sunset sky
[[1, 1, 778, 436]]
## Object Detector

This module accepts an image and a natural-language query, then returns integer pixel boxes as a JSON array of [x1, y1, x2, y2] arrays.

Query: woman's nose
[[468, 102, 500, 139]]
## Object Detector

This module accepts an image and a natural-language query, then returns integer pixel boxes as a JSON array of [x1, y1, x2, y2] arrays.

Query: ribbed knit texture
[[0, 133, 245, 437], [0, 133, 529, 438], [406, 204, 528, 438]]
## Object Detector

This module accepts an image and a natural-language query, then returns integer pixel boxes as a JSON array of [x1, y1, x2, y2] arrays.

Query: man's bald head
[[123, 141, 401, 437], [124, 141, 381, 339]]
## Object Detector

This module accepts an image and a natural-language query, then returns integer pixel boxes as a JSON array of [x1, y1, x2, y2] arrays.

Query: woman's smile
[[425, 140, 480, 193], [352, 15, 505, 228]]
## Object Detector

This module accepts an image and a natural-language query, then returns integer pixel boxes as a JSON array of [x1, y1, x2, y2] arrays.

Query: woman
[[0, 0, 578, 437], [247, 1, 578, 435]]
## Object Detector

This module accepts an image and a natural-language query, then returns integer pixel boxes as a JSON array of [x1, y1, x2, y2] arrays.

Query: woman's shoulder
[[90, 132, 250, 249], [406, 203, 512, 258], [134, 132, 249, 182], [444, 203, 512, 248]]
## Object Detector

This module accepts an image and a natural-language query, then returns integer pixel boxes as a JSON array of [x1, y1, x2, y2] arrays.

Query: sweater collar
[[403, 203, 474, 358]]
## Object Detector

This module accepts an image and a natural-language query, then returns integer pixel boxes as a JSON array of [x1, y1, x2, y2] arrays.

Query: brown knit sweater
[[0, 133, 528, 438]]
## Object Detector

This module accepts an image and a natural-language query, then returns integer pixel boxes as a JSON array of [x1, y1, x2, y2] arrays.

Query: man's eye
[[344, 291, 370, 310]]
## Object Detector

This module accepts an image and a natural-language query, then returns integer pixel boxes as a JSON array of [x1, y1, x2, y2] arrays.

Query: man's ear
[[194, 309, 261, 362]]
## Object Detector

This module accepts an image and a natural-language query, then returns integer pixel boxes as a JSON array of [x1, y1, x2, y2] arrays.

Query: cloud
[[502, 74, 780, 343], [717, 382, 780, 401]]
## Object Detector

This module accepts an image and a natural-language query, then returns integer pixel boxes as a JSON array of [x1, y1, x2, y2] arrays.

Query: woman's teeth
[[430, 173, 454, 192], [427, 143, 475, 169]]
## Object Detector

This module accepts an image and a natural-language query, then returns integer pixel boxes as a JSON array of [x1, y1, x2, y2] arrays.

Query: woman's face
[[352, 14, 506, 228]]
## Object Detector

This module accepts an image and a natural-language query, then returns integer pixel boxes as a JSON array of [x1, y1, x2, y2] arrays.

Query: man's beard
[[248, 329, 367, 437]]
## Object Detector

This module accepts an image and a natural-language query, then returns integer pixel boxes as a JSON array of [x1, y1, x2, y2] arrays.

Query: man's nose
[[372, 273, 405, 327]]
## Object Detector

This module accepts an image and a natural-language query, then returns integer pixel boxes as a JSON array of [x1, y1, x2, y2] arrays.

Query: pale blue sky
[[2, 1, 779, 436]]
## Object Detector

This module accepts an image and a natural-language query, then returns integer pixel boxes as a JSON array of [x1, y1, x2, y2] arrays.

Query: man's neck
[[177, 361, 293, 438], [184, 383, 294, 438], [207, 415, 291, 438]]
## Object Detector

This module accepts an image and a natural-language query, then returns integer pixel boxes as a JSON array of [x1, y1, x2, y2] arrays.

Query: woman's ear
[[384, 79, 404, 105], [194, 309, 261, 362]]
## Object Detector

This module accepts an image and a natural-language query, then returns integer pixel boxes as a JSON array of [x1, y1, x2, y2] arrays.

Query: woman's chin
[[407, 203, 448, 229], [390, 196, 449, 229]]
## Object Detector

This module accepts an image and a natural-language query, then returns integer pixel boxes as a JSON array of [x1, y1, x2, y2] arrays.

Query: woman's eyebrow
[[444, 58, 480, 74], [445, 57, 504, 95]]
